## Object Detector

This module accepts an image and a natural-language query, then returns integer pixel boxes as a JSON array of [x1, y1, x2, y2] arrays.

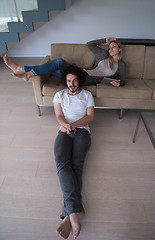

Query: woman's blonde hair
[[108, 40, 122, 70]]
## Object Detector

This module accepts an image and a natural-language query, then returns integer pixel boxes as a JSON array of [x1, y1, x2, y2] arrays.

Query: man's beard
[[68, 86, 79, 93]]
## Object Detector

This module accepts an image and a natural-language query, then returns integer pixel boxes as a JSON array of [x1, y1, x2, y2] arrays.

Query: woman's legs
[[23, 58, 70, 78], [3, 54, 23, 73], [3, 55, 70, 81]]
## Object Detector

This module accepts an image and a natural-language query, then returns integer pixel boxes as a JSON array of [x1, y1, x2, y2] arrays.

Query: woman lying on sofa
[[3, 37, 126, 87]]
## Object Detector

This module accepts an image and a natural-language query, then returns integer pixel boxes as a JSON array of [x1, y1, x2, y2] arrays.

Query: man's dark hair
[[61, 64, 86, 86]]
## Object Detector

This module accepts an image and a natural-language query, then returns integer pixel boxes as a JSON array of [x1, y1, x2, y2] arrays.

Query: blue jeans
[[54, 128, 91, 219], [23, 58, 70, 80], [23, 57, 103, 85]]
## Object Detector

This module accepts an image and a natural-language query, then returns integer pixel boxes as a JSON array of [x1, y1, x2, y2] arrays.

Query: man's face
[[66, 74, 80, 94]]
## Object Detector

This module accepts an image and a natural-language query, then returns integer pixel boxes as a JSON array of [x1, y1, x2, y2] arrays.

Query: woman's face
[[109, 42, 121, 57]]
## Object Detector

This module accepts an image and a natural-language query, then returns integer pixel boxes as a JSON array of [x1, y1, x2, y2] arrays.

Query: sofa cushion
[[143, 46, 155, 79], [121, 45, 145, 79], [96, 79, 153, 99], [50, 44, 94, 68], [82, 85, 97, 97], [42, 77, 65, 97], [42, 76, 97, 97], [143, 79, 155, 99]]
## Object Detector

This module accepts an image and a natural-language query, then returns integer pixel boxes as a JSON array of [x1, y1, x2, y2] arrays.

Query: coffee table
[[133, 111, 155, 149]]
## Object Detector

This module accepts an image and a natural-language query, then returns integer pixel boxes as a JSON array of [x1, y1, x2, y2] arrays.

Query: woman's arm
[[87, 38, 107, 46], [87, 37, 114, 49], [87, 38, 107, 56], [109, 62, 126, 87], [118, 62, 126, 86], [86, 37, 114, 62]]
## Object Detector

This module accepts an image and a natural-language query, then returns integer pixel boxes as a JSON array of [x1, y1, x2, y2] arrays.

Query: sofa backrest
[[121, 45, 145, 79], [50, 43, 94, 68], [143, 46, 155, 79], [50, 43, 146, 79]]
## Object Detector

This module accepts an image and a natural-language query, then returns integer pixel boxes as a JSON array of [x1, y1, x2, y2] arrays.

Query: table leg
[[132, 114, 141, 143]]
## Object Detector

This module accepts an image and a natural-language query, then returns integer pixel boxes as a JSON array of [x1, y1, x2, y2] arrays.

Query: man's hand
[[61, 124, 77, 134], [60, 127, 67, 133], [64, 124, 72, 134]]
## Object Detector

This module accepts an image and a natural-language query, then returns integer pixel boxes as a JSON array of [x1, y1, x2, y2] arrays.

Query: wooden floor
[[0, 57, 155, 240]]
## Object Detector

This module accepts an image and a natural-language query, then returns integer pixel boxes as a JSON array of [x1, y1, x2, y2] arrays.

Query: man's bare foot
[[69, 212, 84, 239], [12, 71, 34, 82], [56, 216, 72, 239], [3, 54, 23, 74]]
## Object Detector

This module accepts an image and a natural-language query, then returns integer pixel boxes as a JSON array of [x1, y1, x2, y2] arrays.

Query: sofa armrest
[[32, 56, 51, 105]]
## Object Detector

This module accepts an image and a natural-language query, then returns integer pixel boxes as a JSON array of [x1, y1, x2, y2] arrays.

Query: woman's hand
[[110, 80, 120, 87], [106, 37, 114, 43]]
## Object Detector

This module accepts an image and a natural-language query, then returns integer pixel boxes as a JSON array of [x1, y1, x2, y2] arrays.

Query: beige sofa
[[32, 43, 155, 116]]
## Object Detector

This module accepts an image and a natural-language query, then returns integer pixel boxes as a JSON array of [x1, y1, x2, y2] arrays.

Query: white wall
[[7, 0, 155, 57]]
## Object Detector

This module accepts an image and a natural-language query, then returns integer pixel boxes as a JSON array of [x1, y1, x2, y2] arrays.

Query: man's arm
[[54, 102, 94, 133], [54, 102, 72, 133], [72, 106, 94, 128]]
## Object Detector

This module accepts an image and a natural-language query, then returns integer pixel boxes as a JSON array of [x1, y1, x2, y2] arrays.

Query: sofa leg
[[119, 109, 129, 119], [37, 105, 41, 116], [119, 109, 124, 119]]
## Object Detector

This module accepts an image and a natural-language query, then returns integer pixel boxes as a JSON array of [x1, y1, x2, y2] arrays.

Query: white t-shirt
[[53, 89, 94, 132]]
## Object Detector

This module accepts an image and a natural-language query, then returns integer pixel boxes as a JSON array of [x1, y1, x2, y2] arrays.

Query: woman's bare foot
[[12, 71, 34, 82], [3, 54, 23, 74], [69, 212, 84, 239], [56, 216, 72, 239]]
